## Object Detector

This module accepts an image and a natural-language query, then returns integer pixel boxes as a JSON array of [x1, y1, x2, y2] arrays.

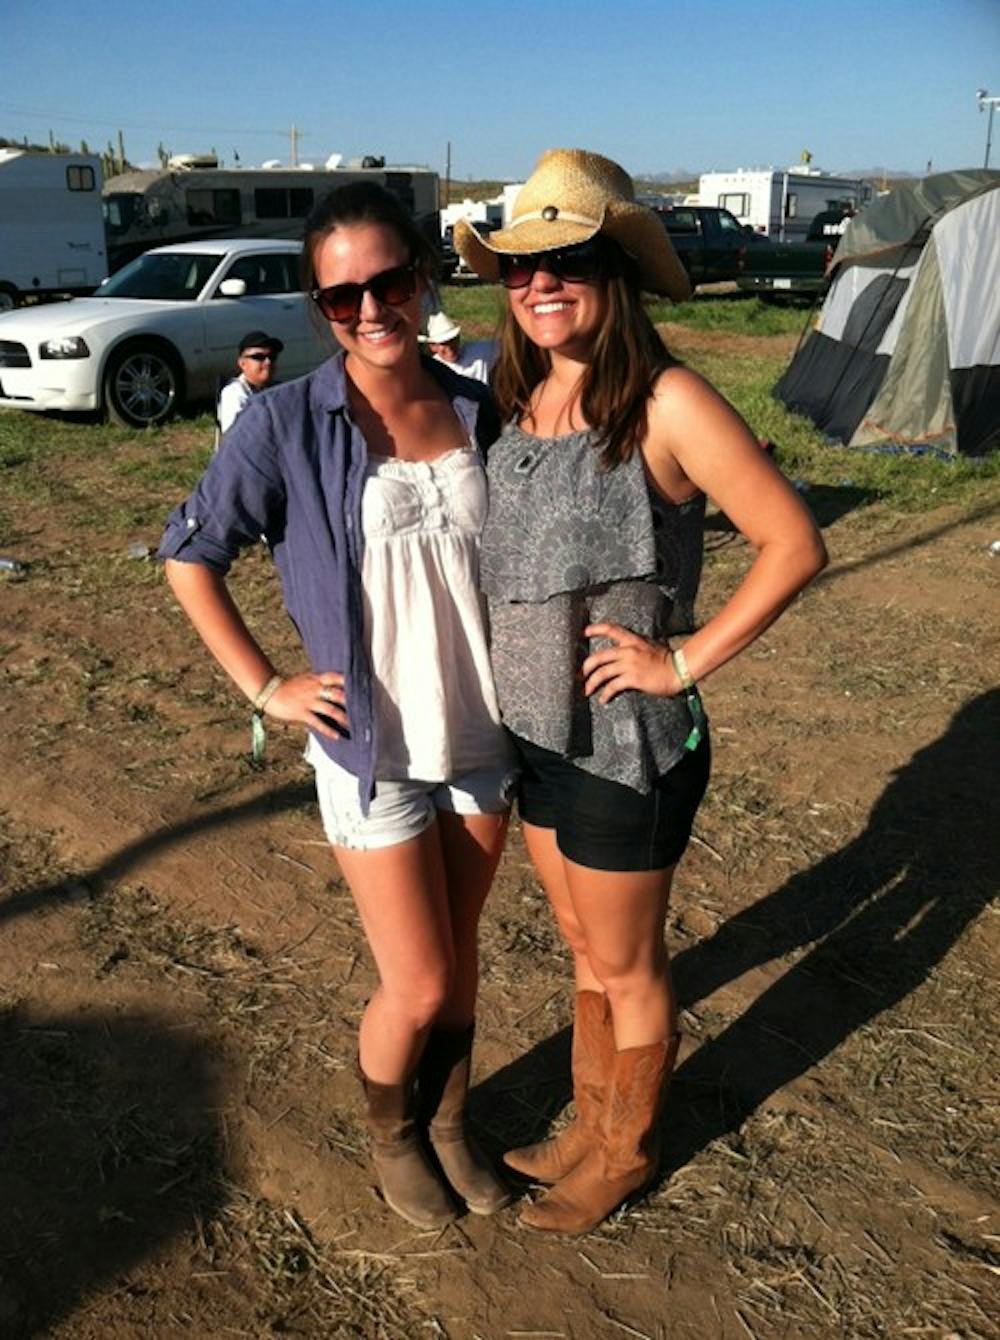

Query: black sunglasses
[[310, 262, 417, 323], [497, 238, 608, 290], [242, 350, 278, 363]]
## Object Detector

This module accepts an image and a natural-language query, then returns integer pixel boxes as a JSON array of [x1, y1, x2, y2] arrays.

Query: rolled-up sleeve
[[158, 398, 285, 573]]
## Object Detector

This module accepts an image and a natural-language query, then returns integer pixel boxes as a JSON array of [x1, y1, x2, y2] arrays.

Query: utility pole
[[290, 124, 299, 167], [444, 140, 451, 209], [976, 89, 999, 169]]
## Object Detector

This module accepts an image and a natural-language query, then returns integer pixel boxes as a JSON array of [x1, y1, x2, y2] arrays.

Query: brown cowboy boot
[[360, 1067, 458, 1229], [418, 1025, 512, 1215], [518, 1034, 680, 1235], [504, 990, 614, 1183]]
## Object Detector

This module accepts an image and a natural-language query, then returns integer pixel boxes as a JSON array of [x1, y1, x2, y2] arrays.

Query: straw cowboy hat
[[421, 310, 462, 344], [454, 148, 691, 301]]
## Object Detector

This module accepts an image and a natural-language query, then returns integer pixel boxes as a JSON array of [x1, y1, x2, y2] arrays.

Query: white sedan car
[[0, 238, 335, 428]]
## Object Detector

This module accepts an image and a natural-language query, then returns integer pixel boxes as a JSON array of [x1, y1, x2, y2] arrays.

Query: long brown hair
[[491, 241, 675, 468]]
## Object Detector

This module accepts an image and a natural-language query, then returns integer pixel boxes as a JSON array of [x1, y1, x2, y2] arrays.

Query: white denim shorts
[[306, 740, 515, 851]]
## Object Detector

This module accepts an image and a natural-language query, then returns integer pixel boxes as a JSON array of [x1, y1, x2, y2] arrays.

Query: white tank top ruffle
[[358, 447, 507, 780]]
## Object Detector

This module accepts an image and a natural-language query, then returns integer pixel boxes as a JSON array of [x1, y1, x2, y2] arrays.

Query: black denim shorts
[[510, 730, 711, 873]]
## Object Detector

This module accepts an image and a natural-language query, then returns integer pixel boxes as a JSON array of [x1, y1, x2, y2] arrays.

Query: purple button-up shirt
[[159, 351, 500, 810]]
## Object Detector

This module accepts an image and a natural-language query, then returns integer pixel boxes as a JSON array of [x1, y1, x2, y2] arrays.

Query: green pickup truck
[[736, 206, 853, 297], [654, 205, 757, 289]]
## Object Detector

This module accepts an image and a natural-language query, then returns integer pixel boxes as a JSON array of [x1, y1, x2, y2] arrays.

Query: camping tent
[[775, 169, 1000, 457]]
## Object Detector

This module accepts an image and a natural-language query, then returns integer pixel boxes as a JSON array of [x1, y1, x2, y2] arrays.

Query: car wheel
[[104, 343, 182, 428], [0, 284, 18, 313]]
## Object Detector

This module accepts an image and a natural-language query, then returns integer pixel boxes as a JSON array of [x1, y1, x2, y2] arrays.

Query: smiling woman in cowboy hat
[[456, 149, 827, 1235]]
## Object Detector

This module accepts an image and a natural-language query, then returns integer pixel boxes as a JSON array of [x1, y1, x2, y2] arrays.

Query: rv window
[[719, 193, 749, 217], [255, 188, 288, 219], [67, 165, 96, 192], [785, 193, 799, 218], [384, 174, 416, 211], [103, 195, 137, 233], [254, 187, 315, 219], [186, 189, 242, 227]]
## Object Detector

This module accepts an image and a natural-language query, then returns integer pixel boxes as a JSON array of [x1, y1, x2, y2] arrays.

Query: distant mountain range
[[637, 167, 922, 183]]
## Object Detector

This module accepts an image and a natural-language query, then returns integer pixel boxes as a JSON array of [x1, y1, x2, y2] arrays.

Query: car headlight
[[39, 336, 91, 359]]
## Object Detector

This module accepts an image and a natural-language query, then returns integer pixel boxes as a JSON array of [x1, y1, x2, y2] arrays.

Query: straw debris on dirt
[[1, 319, 997, 1337]]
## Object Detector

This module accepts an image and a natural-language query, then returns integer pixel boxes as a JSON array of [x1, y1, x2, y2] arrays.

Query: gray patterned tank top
[[481, 423, 705, 794]]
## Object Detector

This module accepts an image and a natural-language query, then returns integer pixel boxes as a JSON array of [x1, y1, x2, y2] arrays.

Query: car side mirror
[[218, 278, 247, 298]]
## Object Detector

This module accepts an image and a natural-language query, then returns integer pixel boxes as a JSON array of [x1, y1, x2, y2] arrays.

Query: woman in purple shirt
[[161, 183, 512, 1228]]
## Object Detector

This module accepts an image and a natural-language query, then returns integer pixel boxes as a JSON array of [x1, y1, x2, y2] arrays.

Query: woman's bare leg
[[335, 808, 508, 1080], [521, 822, 676, 1047], [562, 859, 677, 1049], [435, 808, 509, 1027], [334, 829, 454, 1083], [521, 821, 604, 996]]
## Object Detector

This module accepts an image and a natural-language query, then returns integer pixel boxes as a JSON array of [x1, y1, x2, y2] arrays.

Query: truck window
[[186, 188, 242, 227], [661, 209, 698, 235], [717, 211, 744, 234], [67, 165, 96, 191]]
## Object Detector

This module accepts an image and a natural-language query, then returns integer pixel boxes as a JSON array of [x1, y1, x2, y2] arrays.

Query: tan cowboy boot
[[419, 1025, 512, 1215], [504, 991, 614, 1183], [360, 1067, 458, 1229], [518, 1034, 680, 1235]]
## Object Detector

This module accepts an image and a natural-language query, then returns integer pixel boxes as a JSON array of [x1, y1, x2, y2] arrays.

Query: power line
[[0, 101, 292, 139]]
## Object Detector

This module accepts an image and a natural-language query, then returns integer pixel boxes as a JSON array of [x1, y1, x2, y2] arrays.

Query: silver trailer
[[103, 160, 440, 271]]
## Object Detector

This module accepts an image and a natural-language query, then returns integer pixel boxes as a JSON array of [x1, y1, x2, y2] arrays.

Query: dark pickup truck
[[736, 207, 852, 298], [654, 205, 757, 289]]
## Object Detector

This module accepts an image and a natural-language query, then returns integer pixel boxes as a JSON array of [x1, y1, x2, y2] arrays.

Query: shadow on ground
[[705, 482, 880, 539], [0, 781, 316, 932], [476, 689, 998, 1177], [0, 1010, 225, 1339]]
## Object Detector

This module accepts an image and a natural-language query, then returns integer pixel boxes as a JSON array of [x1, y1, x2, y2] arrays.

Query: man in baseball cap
[[217, 330, 284, 439]]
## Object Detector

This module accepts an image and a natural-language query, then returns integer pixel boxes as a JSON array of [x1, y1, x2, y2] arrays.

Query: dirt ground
[[1, 371, 998, 1338]]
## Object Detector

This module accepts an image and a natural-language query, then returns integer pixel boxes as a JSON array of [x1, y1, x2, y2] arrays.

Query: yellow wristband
[[671, 648, 695, 692], [252, 674, 283, 713]]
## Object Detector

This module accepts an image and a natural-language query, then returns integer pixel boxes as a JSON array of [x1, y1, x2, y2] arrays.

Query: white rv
[[698, 167, 874, 242], [0, 150, 107, 310], [102, 158, 440, 272]]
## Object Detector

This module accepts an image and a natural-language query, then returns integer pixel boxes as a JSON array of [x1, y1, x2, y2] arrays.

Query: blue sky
[[4, 0, 998, 181]]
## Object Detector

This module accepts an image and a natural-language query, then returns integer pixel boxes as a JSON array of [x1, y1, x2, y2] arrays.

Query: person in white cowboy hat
[[456, 148, 827, 1235], [421, 309, 496, 385]]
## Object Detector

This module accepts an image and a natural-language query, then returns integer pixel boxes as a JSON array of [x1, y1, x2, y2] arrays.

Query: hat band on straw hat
[[513, 208, 602, 230]]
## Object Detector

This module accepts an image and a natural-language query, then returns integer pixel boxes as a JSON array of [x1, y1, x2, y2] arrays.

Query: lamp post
[[977, 89, 1000, 169]]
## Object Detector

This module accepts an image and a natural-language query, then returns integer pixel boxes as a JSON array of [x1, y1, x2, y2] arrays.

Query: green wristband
[[250, 674, 282, 764]]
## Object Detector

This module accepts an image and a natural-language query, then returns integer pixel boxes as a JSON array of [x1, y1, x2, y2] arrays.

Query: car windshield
[[99, 252, 222, 300]]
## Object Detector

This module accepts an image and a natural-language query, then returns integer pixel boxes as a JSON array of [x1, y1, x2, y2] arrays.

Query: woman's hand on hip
[[265, 671, 349, 738], [582, 623, 678, 704]]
